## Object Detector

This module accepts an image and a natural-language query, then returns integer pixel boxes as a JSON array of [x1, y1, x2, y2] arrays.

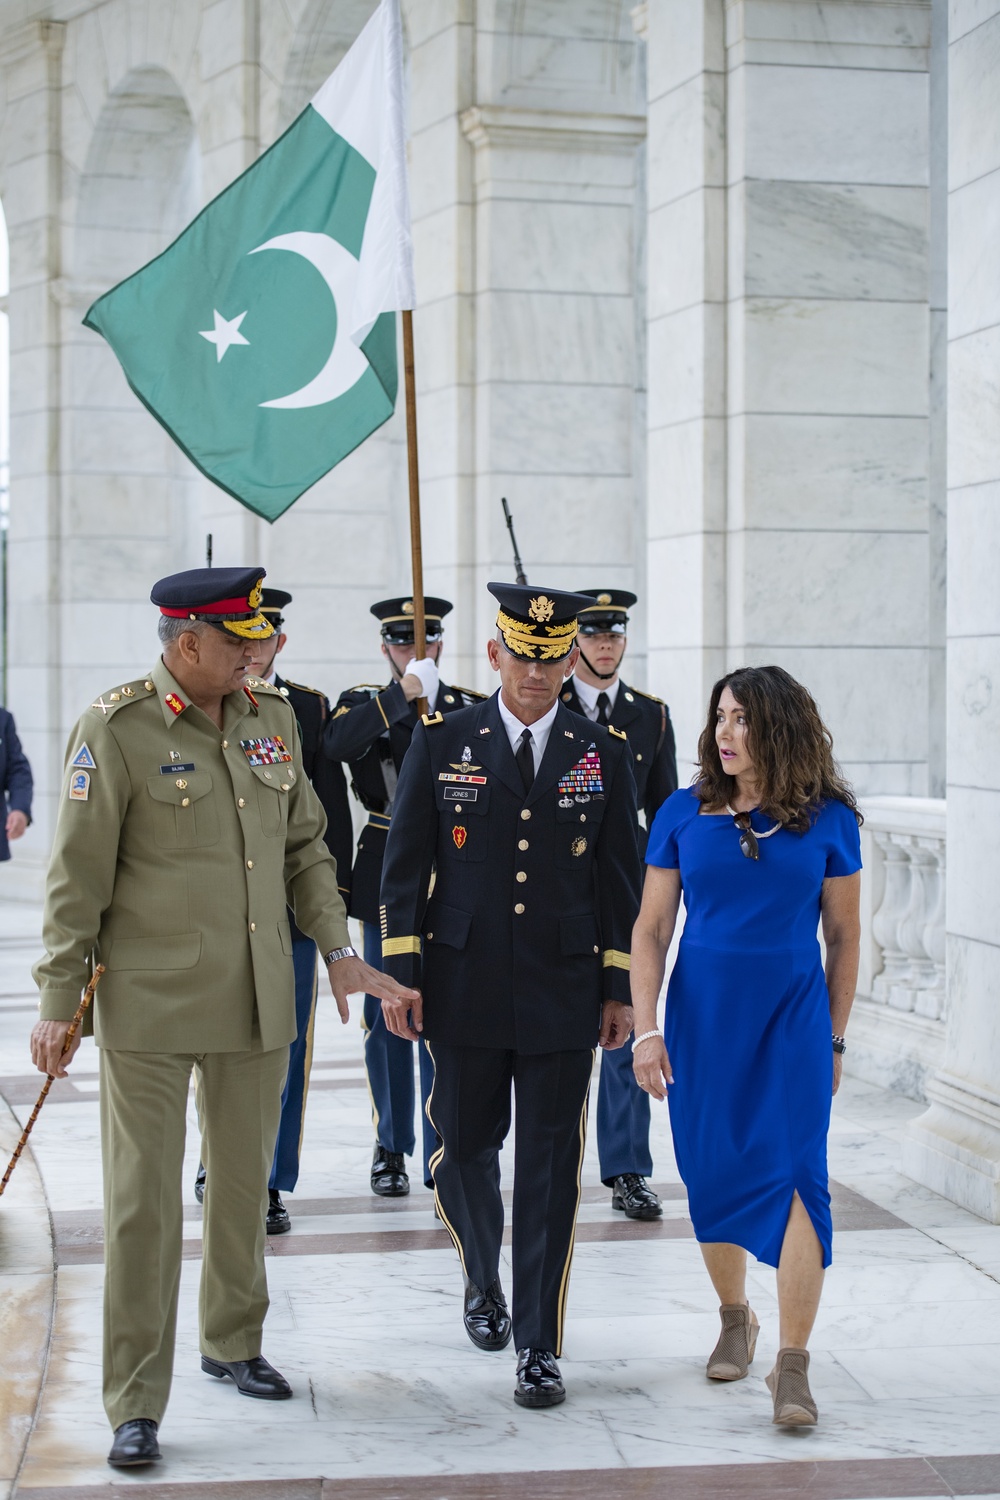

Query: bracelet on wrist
[[633, 1029, 661, 1049]]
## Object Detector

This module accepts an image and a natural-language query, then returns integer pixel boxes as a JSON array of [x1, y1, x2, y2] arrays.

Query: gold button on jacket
[[33, 658, 350, 1054]]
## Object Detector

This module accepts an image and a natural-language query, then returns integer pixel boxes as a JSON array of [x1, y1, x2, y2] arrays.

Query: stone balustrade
[[848, 796, 947, 1102]]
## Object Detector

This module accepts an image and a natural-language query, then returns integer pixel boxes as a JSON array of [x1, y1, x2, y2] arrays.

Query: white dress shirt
[[495, 689, 560, 774], [571, 675, 620, 722]]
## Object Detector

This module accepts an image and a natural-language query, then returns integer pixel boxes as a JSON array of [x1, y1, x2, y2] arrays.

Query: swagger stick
[[0, 964, 106, 1197], [402, 309, 428, 717]]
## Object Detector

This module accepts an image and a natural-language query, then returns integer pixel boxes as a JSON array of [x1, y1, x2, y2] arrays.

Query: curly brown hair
[[695, 665, 862, 832]]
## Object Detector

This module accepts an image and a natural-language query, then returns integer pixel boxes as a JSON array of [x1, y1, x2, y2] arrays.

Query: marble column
[[903, 0, 1000, 1223]]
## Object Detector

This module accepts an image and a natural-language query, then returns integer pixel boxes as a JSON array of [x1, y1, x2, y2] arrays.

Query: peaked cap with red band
[[151, 567, 274, 640]]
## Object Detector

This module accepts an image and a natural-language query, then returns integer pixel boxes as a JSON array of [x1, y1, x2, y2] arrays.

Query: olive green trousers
[[99, 1037, 287, 1429]]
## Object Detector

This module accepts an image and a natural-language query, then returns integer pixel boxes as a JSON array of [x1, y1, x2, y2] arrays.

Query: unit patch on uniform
[[240, 735, 293, 767], [71, 743, 96, 770], [571, 836, 588, 857], [69, 770, 90, 801], [452, 825, 468, 849], [557, 746, 604, 800]]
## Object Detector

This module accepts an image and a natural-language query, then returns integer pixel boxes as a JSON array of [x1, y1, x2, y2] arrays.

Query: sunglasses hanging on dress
[[726, 804, 782, 860]]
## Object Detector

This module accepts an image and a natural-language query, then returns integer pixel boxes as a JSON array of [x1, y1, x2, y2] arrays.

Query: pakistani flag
[[84, 0, 415, 523]]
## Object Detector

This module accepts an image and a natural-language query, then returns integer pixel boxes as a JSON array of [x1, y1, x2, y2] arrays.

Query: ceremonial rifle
[[501, 497, 528, 585], [0, 965, 106, 1198]]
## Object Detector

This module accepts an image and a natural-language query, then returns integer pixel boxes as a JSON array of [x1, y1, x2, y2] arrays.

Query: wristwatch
[[832, 1034, 847, 1055], [324, 946, 359, 966]]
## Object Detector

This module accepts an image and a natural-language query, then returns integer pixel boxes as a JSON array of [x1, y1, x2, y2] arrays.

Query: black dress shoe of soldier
[[266, 1188, 291, 1234], [463, 1277, 512, 1351], [371, 1144, 409, 1197], [611, 1173, 663, 1220], [107, 1418, 161, 1467], [201, 1354, 293, 1399], [194, 1161, 206, 1204], [514, 1348, 565, 1408]]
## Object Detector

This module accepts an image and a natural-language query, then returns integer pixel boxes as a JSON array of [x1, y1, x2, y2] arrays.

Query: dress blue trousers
[[595, 1034, 653, 1186], [362, 921, 436, 1186], [269, 937, 318, 1194]]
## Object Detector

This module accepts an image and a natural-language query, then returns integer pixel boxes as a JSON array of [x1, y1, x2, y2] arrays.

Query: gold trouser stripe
[[602, 949, 631, 971], [424, 1042, 470, 1280], [382, 935, 421, 957], [296, 951, 320, 1161], [555, 1053, 595, 1358]]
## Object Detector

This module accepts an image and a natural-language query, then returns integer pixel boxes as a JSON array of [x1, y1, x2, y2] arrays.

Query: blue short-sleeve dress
[[646, 787, 862, 1269]]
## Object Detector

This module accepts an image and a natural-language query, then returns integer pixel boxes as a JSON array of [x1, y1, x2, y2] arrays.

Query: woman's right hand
[[633, 1036, 673, 1101]]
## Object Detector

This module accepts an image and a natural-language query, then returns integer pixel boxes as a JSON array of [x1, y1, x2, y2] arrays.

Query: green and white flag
[[84, 0, 414, 523]]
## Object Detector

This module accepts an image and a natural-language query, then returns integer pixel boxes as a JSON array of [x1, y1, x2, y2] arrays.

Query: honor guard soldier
[[193, 588, 354, 1232], [379, 583, 642, 1408], [30, 568, 416, 1470], [322, 595, 483, 1196], [561, 588, 678, 1220]]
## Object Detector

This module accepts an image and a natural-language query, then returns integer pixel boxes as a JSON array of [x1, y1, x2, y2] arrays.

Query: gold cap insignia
[[528, 595, 555, 623], [597, 593, 612, 605], [248, 577, 264, 610], [402, 600, 414, 615]]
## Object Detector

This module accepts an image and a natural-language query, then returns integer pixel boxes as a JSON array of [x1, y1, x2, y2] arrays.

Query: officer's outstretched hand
[[599, 1001, 634, 1051], [326, 956, 420, 1026], [380, 987, 424, 1043], [30, 1019, 81, 1078]]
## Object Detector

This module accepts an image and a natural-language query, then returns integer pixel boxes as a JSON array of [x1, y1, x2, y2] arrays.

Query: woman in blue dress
[[630, 666, 861, 1427]]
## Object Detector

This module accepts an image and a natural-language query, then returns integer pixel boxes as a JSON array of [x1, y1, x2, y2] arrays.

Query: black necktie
[[516, 728, 535, 795], [596, 692, 611, 726]]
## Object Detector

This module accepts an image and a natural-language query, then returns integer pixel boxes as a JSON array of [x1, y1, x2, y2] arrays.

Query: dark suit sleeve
[[3, 711, 33, 819], [643, 703, 678, 827], [310, 718, 355, 901], [378, 722, 437, 990], [596, 739, 642, 1004], [322, 682, 411, 764]]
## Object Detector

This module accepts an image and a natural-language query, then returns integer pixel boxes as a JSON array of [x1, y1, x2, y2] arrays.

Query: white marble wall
[[903, 0, 1000, 1223], [645, 0, 936, 790]]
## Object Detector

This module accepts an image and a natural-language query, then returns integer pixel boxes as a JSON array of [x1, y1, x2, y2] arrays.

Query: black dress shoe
[[371, 1144, 409, 1197], [201, 1354, 293, 1399], [611, 1173, 663, 1220], [107, 1418, 161, 1467], [194, 1161, 206, 1205], [266, 1188, 291, 1234], [463, 1278, 512, 1351], [514, 1348, 565, 1408]]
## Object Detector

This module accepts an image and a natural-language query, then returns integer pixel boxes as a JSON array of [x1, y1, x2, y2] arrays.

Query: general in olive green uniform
[[32, 570, 352, 1445]]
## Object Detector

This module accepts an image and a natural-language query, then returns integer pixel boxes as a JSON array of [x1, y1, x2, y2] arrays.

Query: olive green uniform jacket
[[33, 659, 351, 1053]]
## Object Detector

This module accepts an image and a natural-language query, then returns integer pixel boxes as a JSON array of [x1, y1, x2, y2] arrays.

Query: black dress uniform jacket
[[274, 673, 353, 910], [0, 705, 32, 861], [379, 693, 642, 1053], [560, 678, 677, 853], [323, 677, 483, 923]]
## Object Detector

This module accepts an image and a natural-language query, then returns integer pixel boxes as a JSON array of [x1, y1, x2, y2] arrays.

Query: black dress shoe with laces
[[194, 1161, 206, 1204], [201, 1354, 293, 1399], [611, 1173, 663, 1220], [266, 1188, 291, 1234], [514, 1348, 565, 1408], [371, 1144, 409, 1196], [107, 1418, 161, 1467], [463, 1277, 512, 1351]]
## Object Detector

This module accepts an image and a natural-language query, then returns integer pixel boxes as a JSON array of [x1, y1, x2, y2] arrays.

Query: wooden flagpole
[[401, 309, 428, 718]]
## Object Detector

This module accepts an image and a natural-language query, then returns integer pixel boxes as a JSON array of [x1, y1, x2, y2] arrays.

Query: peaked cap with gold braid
[[488, 581, 595, 662], [151, 566, 274, 639]]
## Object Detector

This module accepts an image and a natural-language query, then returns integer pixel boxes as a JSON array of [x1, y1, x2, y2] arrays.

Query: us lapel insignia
[[452, 825, 468, 849], [571, 836, 588, 857], [479, 726, 491, 734], [69, 769, 90, 801], [71, 743, 97, 770]]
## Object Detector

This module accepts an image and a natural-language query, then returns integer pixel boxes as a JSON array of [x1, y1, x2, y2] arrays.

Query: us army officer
[[562, 588, 678, 1220], [30, 568, 416, 1470], [379, 583, 642, 1409]]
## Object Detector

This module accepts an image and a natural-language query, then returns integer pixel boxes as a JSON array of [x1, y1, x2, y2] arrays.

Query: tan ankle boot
[[765, 1347, 818, 1425], [706, 1303, 759, 1380]]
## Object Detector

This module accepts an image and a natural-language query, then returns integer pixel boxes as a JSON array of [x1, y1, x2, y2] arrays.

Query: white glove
[[407, 656, 440, 700]]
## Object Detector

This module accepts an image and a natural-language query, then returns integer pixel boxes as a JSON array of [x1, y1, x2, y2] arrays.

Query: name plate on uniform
[[160, 762, 195, 774], [438, 772, 487, 785], [443, 786, 479, 802]]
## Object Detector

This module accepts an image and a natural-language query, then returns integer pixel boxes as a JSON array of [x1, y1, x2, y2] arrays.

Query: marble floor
[[1, 899, 999, 1500]]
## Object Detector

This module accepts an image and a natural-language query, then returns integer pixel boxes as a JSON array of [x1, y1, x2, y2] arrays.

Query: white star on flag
[[200, 309, 250, 362]]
